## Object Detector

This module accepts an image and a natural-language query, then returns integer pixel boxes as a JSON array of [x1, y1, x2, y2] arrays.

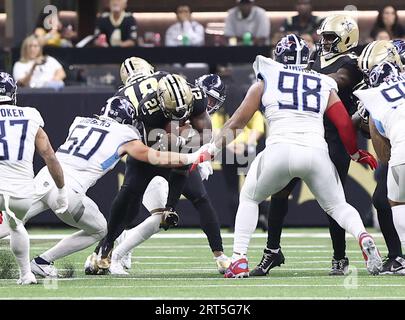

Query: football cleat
[[109, 259, 129, 275], [329, 257, 349, 276], [84, 252, 99, 275], [121, 252, 132, 270], [380, 256, 405, 275], [359, 232, 383, 275], [215, 254, 231, 274], [224, 258, 249, 278], [249, 248, 285, 276], [97, 242, 113, 271], [17, 272, 37, 285], [30, 258, 58, 278]]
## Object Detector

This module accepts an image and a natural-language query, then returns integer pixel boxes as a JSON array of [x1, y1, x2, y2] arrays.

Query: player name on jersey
[[0, 107, 25, 117]]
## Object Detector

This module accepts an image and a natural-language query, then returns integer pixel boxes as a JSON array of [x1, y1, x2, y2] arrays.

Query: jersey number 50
[[58, 125, 109, 160], [278, 71, 322, 113]]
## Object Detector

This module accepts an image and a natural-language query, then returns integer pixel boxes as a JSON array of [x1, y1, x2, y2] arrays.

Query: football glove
[[159, 208, 179, 230], [351, 150, 378, 170], [198, 161, 214, 181]]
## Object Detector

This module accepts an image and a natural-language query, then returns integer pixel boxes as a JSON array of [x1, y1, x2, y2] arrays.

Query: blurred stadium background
[[1, 0, 403, 229]]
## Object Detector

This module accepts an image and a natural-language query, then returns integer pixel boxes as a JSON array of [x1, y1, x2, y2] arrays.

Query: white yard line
[[0, 232, 384, 240]]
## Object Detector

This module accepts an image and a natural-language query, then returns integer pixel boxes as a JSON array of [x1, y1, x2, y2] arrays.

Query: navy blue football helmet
[[274, 34, 310, 66], [100, 96, 135, 124], [195, 74, 226, 114], [0, 72, 17, 105], [392, 39, 405, 65], [368, 61, 401, 88]]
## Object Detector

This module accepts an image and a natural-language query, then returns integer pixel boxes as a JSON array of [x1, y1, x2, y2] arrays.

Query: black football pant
[[372, 163, 403, 258], [266, 134, 351, 260], [182, 170, 224, 252], [98, 156, 188, 256]]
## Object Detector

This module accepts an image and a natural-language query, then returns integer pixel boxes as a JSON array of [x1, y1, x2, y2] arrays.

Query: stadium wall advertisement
[[19, 88, 376, 228]]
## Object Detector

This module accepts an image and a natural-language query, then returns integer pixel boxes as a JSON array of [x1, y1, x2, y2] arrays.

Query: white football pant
[[233, 143, 367, 256]]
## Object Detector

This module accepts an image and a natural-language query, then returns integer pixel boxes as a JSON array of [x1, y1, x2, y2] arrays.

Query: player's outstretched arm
[[35, 127, 65, 189], [119, 140, 199, 167], [213, 81, 264, 149], [369, 116, 391, 164], [325, 90, 377, 170]]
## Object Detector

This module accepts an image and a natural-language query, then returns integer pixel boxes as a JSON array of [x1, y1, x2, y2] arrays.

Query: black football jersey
[[114, 72, 207, 145], [312, 52, 363, 115]]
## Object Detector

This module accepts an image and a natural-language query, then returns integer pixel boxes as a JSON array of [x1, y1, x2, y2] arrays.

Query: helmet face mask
[[0, 72, 17, 105], [99, 96, 135, 125], [274, 34, 310, 66], [195, 74, 226, 114], [157, 74, 194, 121], [120, 57, 154, 85]]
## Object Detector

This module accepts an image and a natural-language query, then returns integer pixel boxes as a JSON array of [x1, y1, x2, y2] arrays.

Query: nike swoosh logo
[[263, 261, 274, 272]]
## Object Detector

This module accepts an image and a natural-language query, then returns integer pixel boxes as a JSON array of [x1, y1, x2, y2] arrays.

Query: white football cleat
[[84, 252, 99, 275], [359, 233, 383, 275], [109, 259, 129, 275], [31, 259, 58, 278], [215, 254, 231, 274], [17, 272, 37, 285], [120, 252, 132, 270]]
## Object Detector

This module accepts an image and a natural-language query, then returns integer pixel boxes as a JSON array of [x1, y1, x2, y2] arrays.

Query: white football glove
[[198, 161, 213, 181], [54, 186, 68, 214]]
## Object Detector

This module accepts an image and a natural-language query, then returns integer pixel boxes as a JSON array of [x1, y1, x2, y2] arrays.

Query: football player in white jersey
[[354, 61, 405, 262], [0, 72, 68, 284], [0, 93, 206, 278], [195, 34, 382, 278]]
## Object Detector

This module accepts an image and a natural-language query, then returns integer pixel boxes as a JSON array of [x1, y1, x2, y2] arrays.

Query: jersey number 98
[[278, 71, 321, 113]]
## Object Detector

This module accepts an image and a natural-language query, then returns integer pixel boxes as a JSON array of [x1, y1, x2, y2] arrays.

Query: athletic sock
[[233, 198, 259, 257], [9, 224, 30, 276]]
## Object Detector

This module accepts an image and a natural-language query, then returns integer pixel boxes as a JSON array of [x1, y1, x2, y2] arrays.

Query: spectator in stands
[[280, 0, 322, 37], [370, 5, 405, 40], [165, 5, 205, 47], [13, 35, 66, 88], [34, 11, 78, 47], [224, 0, 270, 46], [375, 29, 392, 41], [95, 0, 137, 47]]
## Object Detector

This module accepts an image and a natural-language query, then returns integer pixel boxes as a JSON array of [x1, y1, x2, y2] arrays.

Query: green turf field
[[1, 228, 405, 300]]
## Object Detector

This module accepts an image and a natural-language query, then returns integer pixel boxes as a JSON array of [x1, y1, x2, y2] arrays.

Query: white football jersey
[[253, 55, 338, 150], [55, 116, 140, 194], [354, 74, 405, 166], [0, 104, 44, 198]]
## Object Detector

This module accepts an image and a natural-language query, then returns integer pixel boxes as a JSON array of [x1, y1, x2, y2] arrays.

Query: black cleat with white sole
[[329, 257, 349, 276], [380, 256, 405, 275], [249, 248, 285, 276]]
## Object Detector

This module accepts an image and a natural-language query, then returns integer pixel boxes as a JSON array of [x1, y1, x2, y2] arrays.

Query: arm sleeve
[[224, 12, 235, 37], [125, 16, 138, 41], [325, 100, 358, 155]]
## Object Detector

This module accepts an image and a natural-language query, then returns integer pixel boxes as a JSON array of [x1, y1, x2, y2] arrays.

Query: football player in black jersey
[[90, 58, 219, 273], [105, 74, 231, 275], [353, 40, 405, 274], [250, 15, 365, 277]]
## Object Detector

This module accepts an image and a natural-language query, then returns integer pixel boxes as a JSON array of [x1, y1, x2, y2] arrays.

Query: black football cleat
[[329, 257, 349, 276], [380, 256, 405, 275], [249, 248, 285, 276]]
